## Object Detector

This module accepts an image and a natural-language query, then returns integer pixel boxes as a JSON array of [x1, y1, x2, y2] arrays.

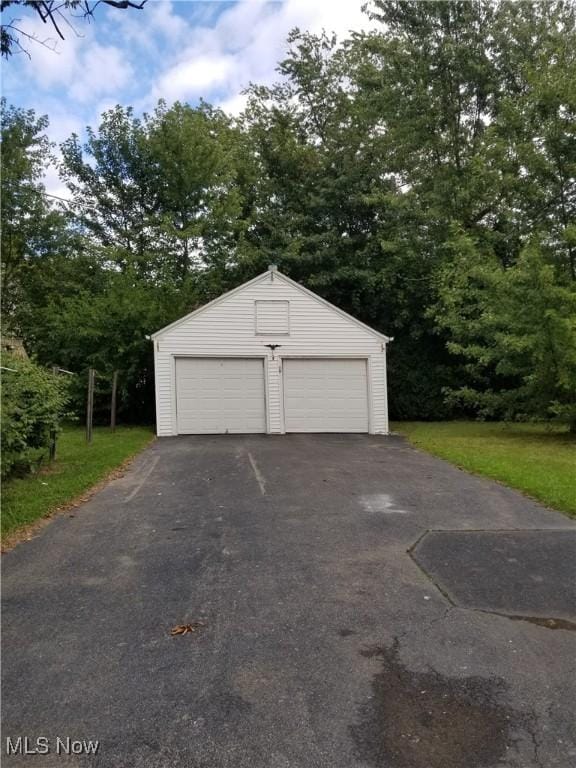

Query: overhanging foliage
[[2, 1, 575, 426]]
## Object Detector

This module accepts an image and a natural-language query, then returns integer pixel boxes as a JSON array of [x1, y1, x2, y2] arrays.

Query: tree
[[22, 264, 197, 424], [435, 234, 576, 430], [488, 1, 576, 280], [352, 0, 576, 416], [7, 1, 576, 426], [145, 101, 246, 280], [1, 0, 146, 58], [60, 101, 247, 285], [0, 99, 71, 326], [24, 100, 250, 423], [356, 0, 576, 276], [60, 106, 161, 276], [239, 29, 461, 417]]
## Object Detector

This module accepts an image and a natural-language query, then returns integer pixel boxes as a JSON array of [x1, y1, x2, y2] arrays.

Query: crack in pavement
[[406, 529, 576, 632], [247, 451, 267, 496], [124, 455, 160, 502]]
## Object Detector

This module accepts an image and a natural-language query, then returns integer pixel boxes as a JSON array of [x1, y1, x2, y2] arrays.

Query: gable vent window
[[255, 300, 290, 335]]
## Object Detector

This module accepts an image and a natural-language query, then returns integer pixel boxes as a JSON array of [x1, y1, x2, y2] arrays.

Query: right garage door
[[282, 358, 369, 432]]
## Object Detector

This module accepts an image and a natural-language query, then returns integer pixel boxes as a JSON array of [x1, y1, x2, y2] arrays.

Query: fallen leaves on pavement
[[170, 622, 206, 636]]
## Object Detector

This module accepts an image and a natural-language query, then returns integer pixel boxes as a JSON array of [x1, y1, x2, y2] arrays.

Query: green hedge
[[1, 355, 71, 479]]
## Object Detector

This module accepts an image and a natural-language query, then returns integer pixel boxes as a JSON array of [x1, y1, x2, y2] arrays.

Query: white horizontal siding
[[256, 300, 290, 334], [153, 272, 389, 435]]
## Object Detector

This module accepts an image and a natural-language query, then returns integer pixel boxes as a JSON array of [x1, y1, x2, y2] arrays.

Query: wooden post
[[50, 366, 58, 460], [110, 370, 118, 431], [86, 368, 95, 443]]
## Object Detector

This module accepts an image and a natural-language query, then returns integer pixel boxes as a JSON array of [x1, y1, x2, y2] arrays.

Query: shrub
[[1, 355, 70, 479]]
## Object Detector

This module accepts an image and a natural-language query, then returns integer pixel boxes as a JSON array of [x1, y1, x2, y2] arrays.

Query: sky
[[3, 0, 375, 198]]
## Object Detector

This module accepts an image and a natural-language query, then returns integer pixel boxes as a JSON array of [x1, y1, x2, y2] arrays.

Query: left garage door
[[175, 358, 266, 434]]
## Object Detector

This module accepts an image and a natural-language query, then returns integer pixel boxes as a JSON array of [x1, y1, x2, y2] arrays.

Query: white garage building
[[151, 266, 390, 436]]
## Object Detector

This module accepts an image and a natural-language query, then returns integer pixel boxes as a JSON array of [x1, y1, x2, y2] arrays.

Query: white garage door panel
[[283, 359, 368, 432], [176, 358, 266, 434]]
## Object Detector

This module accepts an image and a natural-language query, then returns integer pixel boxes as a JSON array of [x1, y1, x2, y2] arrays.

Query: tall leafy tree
[[435, 234, 576, 430], [7, 0, 576, 426], [60, 101, 247, 286], [31, 101, 252, 421], [146, 101, 246, 280], [60, 106, 160, 276], [354, 1, 576, 417], [240, 29, 461, 417], [0, 99, 71, 326], [356, 0, 576, 272]]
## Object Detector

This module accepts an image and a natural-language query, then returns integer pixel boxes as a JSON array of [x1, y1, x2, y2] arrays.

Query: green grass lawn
[[394, 422, 576, 517], [2, 425, 154, 539]]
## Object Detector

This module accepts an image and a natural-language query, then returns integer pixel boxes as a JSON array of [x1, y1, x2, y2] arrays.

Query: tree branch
[[98, 0, 146, 9], [1, 0, 147, 57], [41, 1, 65, 39], [2, 19, 58, 56]]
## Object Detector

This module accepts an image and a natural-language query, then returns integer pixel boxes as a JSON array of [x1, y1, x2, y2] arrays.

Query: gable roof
[[150, 267, 390, 342]]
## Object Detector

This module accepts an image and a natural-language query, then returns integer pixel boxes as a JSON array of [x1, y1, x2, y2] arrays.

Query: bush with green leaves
[[1, 355, 71, 479], [435, 236, 576, 431]]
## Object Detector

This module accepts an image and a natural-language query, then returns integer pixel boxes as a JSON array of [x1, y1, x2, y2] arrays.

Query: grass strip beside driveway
[[395, 422, 576, 518], [2, 426, 154, 539]]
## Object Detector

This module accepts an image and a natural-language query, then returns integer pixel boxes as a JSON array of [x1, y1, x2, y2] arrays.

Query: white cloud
[[153, 53, 236, 103], [4, 0, 377, 194], [111, 0, 187, 52], [14, 12, 132, 103], [218, 92, 249, 116], [47, 111, 84, 145], [69, 43, 134, 103], [9, 1, 374, 117], [38, 109, 84, 199], [146, 0, 188, 41], [17, 15, 84, 88], [42, 163, 70, 201], [146, 0, 375, 111]]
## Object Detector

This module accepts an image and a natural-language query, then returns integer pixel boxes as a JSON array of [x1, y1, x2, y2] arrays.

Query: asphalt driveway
[[2, 435, 576, 768]]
